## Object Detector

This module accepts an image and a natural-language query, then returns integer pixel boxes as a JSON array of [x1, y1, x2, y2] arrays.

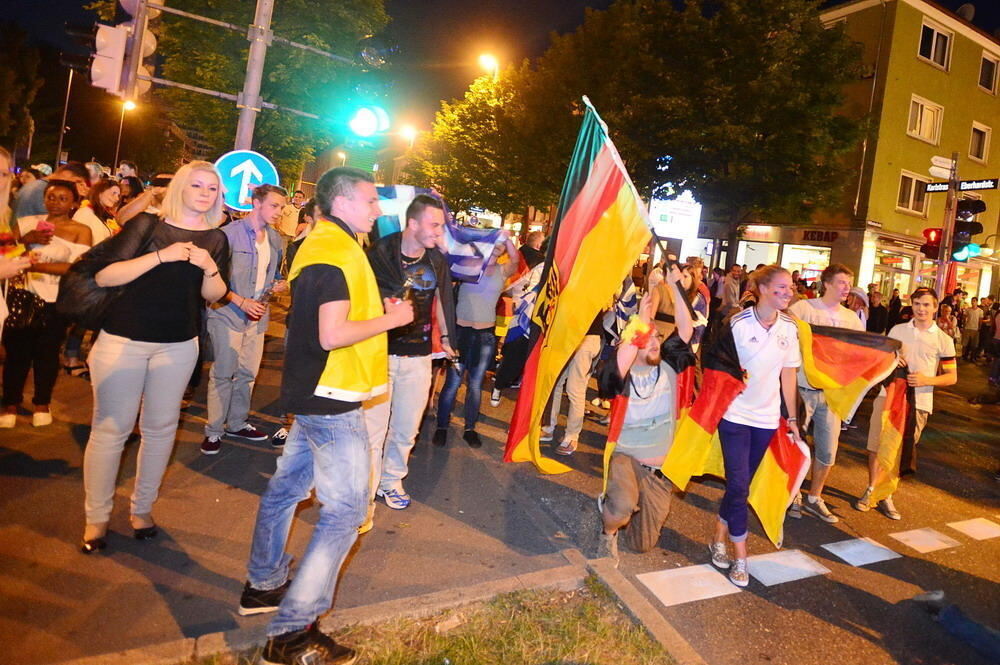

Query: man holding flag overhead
[[504, 97, 652, 474]]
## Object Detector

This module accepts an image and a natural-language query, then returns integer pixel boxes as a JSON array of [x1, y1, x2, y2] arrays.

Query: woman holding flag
[[709, 265, 803, 587]]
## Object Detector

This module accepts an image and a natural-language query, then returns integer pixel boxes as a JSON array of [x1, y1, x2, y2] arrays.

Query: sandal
[[555, 439, 578, 456]]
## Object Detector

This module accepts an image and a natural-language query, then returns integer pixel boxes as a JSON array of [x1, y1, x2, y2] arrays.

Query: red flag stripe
[[503, 333, 546, 462], [687, 369, 745, 433]]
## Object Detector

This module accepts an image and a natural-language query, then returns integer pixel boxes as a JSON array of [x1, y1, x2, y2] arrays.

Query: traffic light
[[951, 199, 986, 262], [63, 23, 128, 95], [921, 227, 943, 260], [348, 105, 391, 138]]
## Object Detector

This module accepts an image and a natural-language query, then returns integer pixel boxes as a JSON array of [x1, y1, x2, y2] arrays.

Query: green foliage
[[90, 0, 388, 183], [0, 23, 43, 150], [415, 0, 863, 226]]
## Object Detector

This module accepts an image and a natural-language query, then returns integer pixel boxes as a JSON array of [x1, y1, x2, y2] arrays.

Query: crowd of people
[[0, 150, 992, 664]]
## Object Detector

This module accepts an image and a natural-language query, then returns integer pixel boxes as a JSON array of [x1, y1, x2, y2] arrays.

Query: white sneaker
[[540, 427, 554, 442], [802, 495, 840, 524], [709, 541, 731, 570], [0, 413, 15, 428], [376, 485, 411, 510], [878, 495, 901, 520], [728, 558, 749, 587], [788, 493, 802, 519], [855, 487, 873, 512], [32, 412, 53, 427], [490, 388, 501, 407]]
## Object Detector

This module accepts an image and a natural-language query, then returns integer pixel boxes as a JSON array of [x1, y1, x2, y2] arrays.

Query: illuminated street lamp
[[337, 151, 347, 166], [479, 53, 499, 80], [114, 100, 137, 168], [400, 124, 418, 150]]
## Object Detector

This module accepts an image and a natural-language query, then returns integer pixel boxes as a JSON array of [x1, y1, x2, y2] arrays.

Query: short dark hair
[[293, 189, 305, 196], [405, 194, 444, 225], [314, 167, 374, 218], [299, 198, 316, 223], [119, 160, 138, 171], [820, 263, 854, 285], [54, 161, 89, 183], [251, 183, 288, 202], [45, 178, 81, 202], [911, 287, 939, 304]]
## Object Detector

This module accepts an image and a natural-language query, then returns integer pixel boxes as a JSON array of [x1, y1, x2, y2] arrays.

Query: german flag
[[504, 98, 652, 473], [796, 321, 901, 423], [660, 324, 811, 548], [870, 369, 918, 504]]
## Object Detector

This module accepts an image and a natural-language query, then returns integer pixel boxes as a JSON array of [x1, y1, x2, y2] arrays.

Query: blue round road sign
[[214, 150, 280, 212]]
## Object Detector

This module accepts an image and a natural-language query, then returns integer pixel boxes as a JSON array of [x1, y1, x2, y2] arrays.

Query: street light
[[479, 53, 499, 80], [113, 100, 136, 168], [400, 124, 418, 150], [337, 151, 347, 166]]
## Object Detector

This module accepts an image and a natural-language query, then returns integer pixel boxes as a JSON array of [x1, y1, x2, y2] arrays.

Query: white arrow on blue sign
[[214, 149, 280, 212]]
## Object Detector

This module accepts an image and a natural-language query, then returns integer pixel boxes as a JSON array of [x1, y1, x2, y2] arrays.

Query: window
[[907, 95, 943, 144], [897, 171, 929, 215], [970, 123, 991, 162], [918, 20, 951, 69], [980, 53, 998, 94]]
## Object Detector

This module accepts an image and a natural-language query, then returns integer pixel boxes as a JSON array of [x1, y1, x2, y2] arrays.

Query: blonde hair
[[750, 264, 790, 298], [160, 160, 225, 227], [0, 147, 12, 230]]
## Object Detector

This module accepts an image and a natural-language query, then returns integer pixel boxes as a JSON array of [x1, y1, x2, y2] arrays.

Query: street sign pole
[[935, 151, 959, 297], [234, 0, 274, 151]]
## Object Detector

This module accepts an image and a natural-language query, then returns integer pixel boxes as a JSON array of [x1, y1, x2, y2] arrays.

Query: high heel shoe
[[131, 515, 158, 540], [81, 523, 108, 554]]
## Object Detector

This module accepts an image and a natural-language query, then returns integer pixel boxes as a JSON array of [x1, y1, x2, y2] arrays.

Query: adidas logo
[[750, 336, 759, 343]]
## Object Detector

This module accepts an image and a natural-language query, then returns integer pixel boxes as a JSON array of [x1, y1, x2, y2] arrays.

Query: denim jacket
[[207, 219, 283, 332]]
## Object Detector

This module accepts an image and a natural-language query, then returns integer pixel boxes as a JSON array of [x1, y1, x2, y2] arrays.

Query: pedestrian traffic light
[[348, 105, 391, 138], [63, 23, 129, 95], [921, 227, 943, 260], [952, 199, 986, 262]]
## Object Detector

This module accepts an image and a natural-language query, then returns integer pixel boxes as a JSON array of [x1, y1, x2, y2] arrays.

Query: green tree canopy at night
[[412, 0, 863, 231], [92, 0, 388, 182], [0, 23, 43, 153]]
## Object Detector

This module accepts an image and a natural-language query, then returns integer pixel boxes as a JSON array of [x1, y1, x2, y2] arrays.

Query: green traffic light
[[349, 105, 390, 137]]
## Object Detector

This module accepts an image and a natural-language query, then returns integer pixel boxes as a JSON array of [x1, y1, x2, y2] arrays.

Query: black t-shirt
[[102, 214, 230, 343], [388, 251, 438, 356], [281, 264, 357, 415]]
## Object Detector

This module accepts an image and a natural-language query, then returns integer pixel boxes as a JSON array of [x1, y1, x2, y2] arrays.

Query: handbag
[[3, 276, 48, 331], [56, 215, 160, 330]]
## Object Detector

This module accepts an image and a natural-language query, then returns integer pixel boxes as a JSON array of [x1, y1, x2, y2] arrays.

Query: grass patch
[[192, 575, 672, 665]]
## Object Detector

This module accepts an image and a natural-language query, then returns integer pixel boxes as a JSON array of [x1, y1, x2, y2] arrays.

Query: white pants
[[82, 332, 198, 524], [363, 354, 433, 496], [547, 335, 602, 442]]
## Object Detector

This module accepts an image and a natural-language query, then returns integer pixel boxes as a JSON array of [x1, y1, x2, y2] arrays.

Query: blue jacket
[[207, 218, 283, 332]]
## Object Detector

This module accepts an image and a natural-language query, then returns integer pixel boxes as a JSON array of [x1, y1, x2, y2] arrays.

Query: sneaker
[[271, 427, 289, 448], [201, 436, 222, 455], [490, 388, 502, 407], [32, 412, 53, 427], [540, 427, 554, 442], [262, 623, 357, 665], [877, 496, 901, 520], [238, 579, 290, 616], [0, 413, 14, 428], [463, 429, 482, 448], [432, 428, 448, 447], [376, 485, 411, 510], [855, 487, 873, 512], [787, 493, 802, 519], [728, 558, 749, 587], [555, 439, 578, 455], [225, 423, 268, 442], [597, 532, 619, 567], [709, 541, 731, 570], [802, 495, 840, 524], [596, 493, 606, 515]]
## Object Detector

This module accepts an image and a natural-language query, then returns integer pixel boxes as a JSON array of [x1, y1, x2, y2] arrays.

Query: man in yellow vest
[[239, 167, 413, 665]]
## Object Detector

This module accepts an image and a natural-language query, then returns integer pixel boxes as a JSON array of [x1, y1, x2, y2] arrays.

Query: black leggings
[[2, 305, 67, 407]]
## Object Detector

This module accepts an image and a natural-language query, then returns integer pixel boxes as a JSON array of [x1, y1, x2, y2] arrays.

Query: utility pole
[[934, 151, 959, 297], [55, 69, 74, 165], [234, 0, 274, 150]]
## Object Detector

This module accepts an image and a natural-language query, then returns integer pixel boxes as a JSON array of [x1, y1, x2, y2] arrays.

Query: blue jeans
[[800, 387, 841, 467], [718, 418, 775, 542], [246, 411, 369, 637], [436, 326, 496, 431]]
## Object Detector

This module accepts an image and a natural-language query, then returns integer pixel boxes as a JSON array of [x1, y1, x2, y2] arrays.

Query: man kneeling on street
[[597, 263, 697, 563]]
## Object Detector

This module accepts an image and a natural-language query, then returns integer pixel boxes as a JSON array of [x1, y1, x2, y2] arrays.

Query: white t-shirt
[[789, 298, 864, 389], [254, 234, 270, 297], [724, 307, 802, 429], [18, 216, 90, 303], [879, 320, 956, 413], [963, 306, 983, 330]]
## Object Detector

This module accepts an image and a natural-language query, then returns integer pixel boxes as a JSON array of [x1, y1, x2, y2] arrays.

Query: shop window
[[980, 53, 998, 94], [970, 123, 991, 163], [782, 244, 831, 283], [897, 171, 929, 215], [907, 95, 943, 144], [918, 20, 951, 70]]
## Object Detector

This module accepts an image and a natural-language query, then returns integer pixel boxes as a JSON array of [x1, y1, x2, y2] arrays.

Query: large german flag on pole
[[503, 97, 652, 473]]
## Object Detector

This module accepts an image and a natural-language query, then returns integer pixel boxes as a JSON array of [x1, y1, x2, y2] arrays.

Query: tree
[[0, 23, 43, 154], [404, 63, 558, 219], [91, 0, 388, 182]]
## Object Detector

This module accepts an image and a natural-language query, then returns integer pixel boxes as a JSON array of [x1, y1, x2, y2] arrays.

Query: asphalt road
[[1, 301, 998, 665]]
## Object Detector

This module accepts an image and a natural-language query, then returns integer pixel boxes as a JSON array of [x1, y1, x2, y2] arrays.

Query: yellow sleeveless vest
[[288, 220, 387, 403]]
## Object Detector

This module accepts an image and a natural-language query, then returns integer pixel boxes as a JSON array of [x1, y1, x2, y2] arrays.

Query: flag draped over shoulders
[[504, 97, 652, 474]]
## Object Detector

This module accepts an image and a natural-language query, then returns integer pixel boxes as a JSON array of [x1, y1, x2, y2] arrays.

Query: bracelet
[[204, 269, 219, 278], [155, 250, 162, 264], [441, 334, 450, 340], [787, 417, 798, 423]]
